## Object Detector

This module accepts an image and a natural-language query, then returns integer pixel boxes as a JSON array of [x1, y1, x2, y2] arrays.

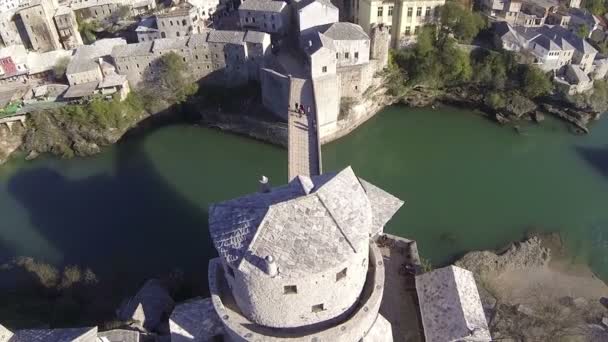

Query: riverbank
[[455, 234, 608, 341]]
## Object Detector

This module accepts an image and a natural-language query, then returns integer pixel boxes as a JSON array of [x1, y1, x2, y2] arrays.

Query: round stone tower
[[207, 167, 404, 341]]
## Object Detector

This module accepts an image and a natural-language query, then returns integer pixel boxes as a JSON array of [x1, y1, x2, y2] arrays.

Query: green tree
[[53, 56, 71, 80], [485, 92, 506, 110], [141, 52, 198, 110], [438, 2, 487, 43], [585, 0, 606, 16], [576, 24, 590, 39], [110, 5, 131, 24], [78, 19, 100, 44], [521, 65, 552, 98]]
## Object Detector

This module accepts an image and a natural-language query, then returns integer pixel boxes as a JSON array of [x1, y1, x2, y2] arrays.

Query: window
[[354, 52, 359, 59], [416, 7, 421, 16], [271, 14, 275, 20], [414, 25, 420, 34], [425, 6, 430, 16], [284, 285, 297, 294], [336, 52, 339, 59], [345, 52, 349, 58], [182, 19, 187, 25], [322, 66, 327, 73], [161, 32, 166, 38], [176, 31, 180, 37], [170, 20, 173, 26], [312, 304, 324, 313], [377, 6, 383, 17], [407, 7, 412, 17], [272, 23, 275, 29], [388, 6, 393, 16], [405, 26, 411, 35], [336, 268, 347, 281]]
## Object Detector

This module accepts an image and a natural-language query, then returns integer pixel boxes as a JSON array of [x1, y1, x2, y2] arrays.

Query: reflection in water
[[2, 106, 608, 326]]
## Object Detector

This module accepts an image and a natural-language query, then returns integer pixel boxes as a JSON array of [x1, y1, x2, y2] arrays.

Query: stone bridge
[[287, 76, 322, 181], [0, 114, 27, 131]]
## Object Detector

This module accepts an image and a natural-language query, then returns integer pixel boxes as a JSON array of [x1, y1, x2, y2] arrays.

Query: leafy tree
[[78, 19, 100, 44], [521, 65, 552, 98], [438, 2, 487, 44], [576, 24, 590, 39], [141, 52, 198, 110], [585, 0, 606, 16], [440, 39, 472, 84], [110, 5, 131, 24], [485, 92, 506, 110], [53, 56, 71, 80]]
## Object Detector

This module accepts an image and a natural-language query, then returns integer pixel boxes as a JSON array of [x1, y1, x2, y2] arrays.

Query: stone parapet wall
[[209, 241, 388, 341]]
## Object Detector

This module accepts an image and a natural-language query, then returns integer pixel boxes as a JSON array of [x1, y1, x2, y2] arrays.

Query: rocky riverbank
[[401, 84, 603, 134], [455, 234, 608, 341]]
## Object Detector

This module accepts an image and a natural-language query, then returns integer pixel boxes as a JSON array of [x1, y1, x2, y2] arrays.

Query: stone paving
[[287, 79, 321, 181]]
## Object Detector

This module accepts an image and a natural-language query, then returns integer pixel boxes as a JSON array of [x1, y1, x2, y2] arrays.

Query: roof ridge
[[315, 191, 357, 253]]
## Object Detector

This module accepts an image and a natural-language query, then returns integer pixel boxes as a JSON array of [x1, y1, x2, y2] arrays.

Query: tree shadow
[[0, 106, 219, 327], [575, 145, 608, 180]]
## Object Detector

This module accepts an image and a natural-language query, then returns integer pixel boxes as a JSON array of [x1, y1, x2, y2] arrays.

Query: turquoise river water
[[1, 105, 607, 325]]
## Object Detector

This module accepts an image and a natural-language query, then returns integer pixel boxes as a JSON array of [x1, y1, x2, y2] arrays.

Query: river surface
[[1, 105, 608, 326]]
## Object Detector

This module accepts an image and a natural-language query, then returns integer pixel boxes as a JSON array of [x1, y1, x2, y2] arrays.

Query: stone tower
[[207, 167, 404, 341], [369, 24, 391, 69]]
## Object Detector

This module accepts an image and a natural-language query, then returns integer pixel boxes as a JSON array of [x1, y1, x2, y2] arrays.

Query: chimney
[[265, 255, 278, 277], [259, 175, 270, 193]]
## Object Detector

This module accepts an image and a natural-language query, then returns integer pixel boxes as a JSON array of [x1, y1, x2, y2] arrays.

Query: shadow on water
[[0, 107, 219, 328], [575, 145, 608, 180]]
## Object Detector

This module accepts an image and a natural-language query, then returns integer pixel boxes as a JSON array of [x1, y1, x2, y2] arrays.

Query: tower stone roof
[[9, 327, 97, 342], [416, 266, 491, 342], [208, 167, 404, 276], [320, 22, 369, 41]]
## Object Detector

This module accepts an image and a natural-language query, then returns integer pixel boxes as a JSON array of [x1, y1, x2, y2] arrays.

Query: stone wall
[[334, 38, 370, 68], [19, 4, 61, 52], [260, 68, 290, 119], [337, 62, 374, 99], [224, 236, 369, 328], [209, 241, 388, 341], [313, 74, 340, 139]]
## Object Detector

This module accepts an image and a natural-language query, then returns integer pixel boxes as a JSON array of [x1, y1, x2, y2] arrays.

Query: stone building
[[259, 0, 390, 140], [238, 0, 290, 35], [155, 2, 205, 39], [416, 265, 491, 342], [0, 10, 24, 47], [15, 0, 62, 52], [3, 327, 98, 342], [53, 5, 82, 49], [66, 38, 126, 86], [69, 0, 153, 22], [203, 166, 403, 340], [135, 16, 160, 42], [0, 0, 23, 12], [357, 0, 444, 47], [111, 29, 271, 87], [297, 0, 339, 34]]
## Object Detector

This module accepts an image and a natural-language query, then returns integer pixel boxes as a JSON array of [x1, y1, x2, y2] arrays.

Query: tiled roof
[[207, 30, 246, 44], [67, 38, 126, 74], [111, 41, 153, 57], [63, 81, 99, 98], [297, 0, 337, 10], [239, 0, 286, 12], [320, 22, 369, 41], [244, 30, 268, 44], [10, 327, 98, 342], [416, 266, 491, 342], [208, 167, 403, 277], [99, 73, 127, 88], [152, 37, 188, 52]]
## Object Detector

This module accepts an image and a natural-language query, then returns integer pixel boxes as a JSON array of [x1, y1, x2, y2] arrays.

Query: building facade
[[238, 0, 290, 35], [16, 0, 62, 52], [54, 6, 83, 49], [156, 2, 205, 39]]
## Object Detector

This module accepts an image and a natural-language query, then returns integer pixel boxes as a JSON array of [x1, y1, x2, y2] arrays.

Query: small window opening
[[312, 304, 324, 312], [284, 285, 297, 294], [336, 268, 347, 281]]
